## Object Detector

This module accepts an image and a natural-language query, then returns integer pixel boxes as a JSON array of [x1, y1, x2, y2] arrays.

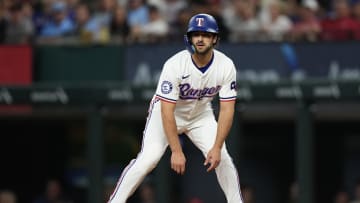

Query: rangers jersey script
[[154, 49, 237, 120]]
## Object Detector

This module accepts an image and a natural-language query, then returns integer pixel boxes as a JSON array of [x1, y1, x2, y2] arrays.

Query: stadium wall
[[1, 42, 360, 203]]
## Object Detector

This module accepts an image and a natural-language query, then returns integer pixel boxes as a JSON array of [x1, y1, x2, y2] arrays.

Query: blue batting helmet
[[186, 13, 219, 35], [184, 13, 219, 54]]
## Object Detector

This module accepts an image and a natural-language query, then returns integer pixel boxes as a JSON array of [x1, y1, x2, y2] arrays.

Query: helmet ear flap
[[213, 35, 219, 46], [184, 34, 195, 54]]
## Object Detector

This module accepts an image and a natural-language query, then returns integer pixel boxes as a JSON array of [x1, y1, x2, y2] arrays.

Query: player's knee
[[143, 158, 159, 171], [136, 151, 163, 170]]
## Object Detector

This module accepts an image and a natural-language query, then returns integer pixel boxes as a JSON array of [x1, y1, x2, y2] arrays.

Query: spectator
[[288, 0, 321, 42], [22, 2, 35, 31], [73, 3, 102, 43], [187, 197, 204, 203], [3, 3, 34, 44], [241, 184, 256, 203], [133, 5, 169, 43], [32, 0, 56, 35], [89, 0, 117, 44], [110, 5, 130, 43], [138, 180, 157, 203], [169, 8, 192, 41], [280, 0, 300, 23], [126, 0, 149, 43], [92, 0, 117, 27], [353, 0, 360, 21], [0, 190, 17, 203], [334, 190, 350, 203], [33, 179, 73, 203], [350, 179, 360, 203], [65, 0, 79, 23], [1, 0, 13, 17], [127, 0, 149, 27], [224, 0, 261, 42], [0, 0, 8, 43], [38, 1, 75, 39], [104, 182, 116, 203], [320, 0, 360, 41], [206, 0, 230, 42], [351, 0, 360, 39], [157, 0, 187, 26], [259, 0, 293, 41], [288, 181, 299, 203]]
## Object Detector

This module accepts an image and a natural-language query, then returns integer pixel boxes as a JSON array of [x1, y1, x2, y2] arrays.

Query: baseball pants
[[108, 109, 243, 203]]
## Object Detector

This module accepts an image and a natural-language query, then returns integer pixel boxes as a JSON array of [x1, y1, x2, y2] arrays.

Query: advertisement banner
[[34, 45, 125, 82], [0, 46, 32, 85], [125, 42, 360, 85]]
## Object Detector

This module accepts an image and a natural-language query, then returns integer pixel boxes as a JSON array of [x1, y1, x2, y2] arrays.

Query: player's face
[[190, 32, 217, 55]]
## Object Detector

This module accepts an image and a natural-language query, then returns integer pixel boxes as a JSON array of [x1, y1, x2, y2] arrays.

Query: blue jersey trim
[[220, 96, 237, 101], [191, 51, 214, 73]]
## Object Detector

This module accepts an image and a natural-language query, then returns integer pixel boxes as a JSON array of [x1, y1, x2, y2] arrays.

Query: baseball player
[[108, 13, 243, 203]]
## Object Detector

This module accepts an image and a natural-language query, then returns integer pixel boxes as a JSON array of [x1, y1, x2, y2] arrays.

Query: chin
[[195, 47, 211, 55]]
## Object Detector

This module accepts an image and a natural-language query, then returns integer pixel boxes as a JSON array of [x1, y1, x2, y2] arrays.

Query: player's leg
[[108, 110, 168, 203], [187, 111, 243, 203]]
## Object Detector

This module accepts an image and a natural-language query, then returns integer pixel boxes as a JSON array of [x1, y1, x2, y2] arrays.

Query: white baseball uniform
[[108, 49, 243, 203]]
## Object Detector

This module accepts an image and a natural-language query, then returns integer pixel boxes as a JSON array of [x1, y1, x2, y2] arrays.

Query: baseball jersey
[[153, 49, 237, 120]]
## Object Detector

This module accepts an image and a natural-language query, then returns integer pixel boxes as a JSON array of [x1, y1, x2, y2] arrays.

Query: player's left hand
[[204, 147, 221, 172]]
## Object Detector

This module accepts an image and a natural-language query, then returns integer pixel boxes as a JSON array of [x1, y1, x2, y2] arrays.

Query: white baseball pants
[[108, 109, 243, 203]]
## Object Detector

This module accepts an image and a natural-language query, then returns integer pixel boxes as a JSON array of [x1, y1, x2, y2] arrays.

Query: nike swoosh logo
[[182, 75, 190, 79]]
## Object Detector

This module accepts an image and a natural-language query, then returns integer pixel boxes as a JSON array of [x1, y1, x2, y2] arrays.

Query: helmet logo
[[196, 18, 205, 27]]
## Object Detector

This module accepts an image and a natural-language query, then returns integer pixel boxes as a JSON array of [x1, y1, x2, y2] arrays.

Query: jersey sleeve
[[219, 61, 237, 102], [155, 60, 180, 103]]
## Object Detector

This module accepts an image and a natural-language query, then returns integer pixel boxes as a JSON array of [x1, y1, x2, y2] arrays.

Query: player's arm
[[205, 61, 237, 172], [205, 100, 235, 172], [161, 100, 186, 175], [214, 100, 235, 149]]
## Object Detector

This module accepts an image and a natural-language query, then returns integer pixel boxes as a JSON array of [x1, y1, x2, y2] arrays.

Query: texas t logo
[[196, 18, 204, 26]]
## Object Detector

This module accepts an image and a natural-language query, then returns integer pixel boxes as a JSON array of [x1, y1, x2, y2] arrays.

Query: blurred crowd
[[1, 178, 360, 203], [1, 0, 360, 45]]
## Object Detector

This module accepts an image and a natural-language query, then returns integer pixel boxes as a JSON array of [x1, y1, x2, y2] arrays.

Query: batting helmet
[[186, 13, 219, 34], [184, 13, 219, 54]]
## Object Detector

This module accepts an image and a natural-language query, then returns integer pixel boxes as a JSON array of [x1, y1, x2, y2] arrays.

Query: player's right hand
[[171, 151, 186, 175]]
